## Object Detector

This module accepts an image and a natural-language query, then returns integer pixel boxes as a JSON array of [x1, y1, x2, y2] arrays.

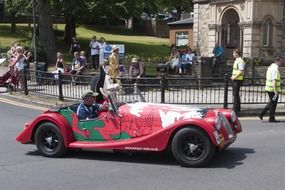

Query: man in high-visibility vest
[[231, 48, 245, 113], [258, 56, 283, 122]]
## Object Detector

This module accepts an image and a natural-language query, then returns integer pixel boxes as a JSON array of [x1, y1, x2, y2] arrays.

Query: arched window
[[263, 18, 273, 47]]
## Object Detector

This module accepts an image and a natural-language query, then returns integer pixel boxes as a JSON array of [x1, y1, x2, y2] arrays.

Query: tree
[[37, 0, 56, 67], [5, 0, 31, 32], [158, 0, 193, 20]]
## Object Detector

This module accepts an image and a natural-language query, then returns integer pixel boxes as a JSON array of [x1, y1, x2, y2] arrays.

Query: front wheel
[[35, 122, 66, 157], [171, 127, 216, 167]]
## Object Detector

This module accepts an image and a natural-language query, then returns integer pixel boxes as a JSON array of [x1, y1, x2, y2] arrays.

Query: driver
[[77, 90, 109, 120]]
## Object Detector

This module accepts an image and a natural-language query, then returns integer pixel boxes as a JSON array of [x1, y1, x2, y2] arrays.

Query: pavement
[[1, 65, 285, 117]]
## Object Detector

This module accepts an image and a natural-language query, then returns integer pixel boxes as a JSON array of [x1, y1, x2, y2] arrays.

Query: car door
[[77, 111, 121, 141]]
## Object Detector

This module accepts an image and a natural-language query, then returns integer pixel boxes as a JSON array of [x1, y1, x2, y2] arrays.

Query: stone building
[[193, 0, 285, 59]]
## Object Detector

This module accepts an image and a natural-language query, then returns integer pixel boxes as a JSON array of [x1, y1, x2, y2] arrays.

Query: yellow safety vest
[[232, 57, 245, 80], [265, 64, 281, 92]]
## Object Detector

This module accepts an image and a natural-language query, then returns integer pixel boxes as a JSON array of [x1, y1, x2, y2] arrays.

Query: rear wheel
[[35, 122, 66, 157], [171, 127, 215, 167]]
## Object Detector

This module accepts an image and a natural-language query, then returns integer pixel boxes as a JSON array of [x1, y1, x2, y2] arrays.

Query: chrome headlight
[[231, 111, 237, 123], [215, 115, 222, 131]]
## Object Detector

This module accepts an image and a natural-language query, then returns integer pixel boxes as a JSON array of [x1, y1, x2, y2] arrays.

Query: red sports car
[[16, 88, 242, 167]]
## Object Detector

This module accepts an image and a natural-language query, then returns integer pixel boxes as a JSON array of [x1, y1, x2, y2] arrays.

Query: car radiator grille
[[219, 113, 234, 139]]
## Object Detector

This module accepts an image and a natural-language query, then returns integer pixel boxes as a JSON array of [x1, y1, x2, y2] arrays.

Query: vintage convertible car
[[16, 67, 242, 167]]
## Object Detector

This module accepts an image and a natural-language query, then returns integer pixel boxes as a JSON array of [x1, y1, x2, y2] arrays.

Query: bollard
[[58, 70, 64, 101], [223, 73, 229, 108], [160, 74, 166, 103], [23, 67, 29, 95]]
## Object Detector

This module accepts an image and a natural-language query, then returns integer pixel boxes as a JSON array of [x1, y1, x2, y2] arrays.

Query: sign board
[[104, 44, 125, 60]]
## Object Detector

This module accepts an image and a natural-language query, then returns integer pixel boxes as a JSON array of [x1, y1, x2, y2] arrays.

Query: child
[[80, 51, 87, 67]]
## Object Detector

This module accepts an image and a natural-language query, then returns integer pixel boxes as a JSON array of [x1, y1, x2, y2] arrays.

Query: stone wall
[[194, 0, 285, 58]]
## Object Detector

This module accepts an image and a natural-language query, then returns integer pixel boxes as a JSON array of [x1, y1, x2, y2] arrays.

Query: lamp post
[[32, 0, 37, 68]]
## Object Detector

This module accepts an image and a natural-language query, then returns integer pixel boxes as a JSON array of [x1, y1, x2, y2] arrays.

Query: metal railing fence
[[21, 68, 285, 108]]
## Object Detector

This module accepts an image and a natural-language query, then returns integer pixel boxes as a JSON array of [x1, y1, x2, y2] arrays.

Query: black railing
[[21, 68, 285, 108]]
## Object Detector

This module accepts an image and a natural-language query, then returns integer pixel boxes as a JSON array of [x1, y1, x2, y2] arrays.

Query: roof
[[167, 18, 193, 26]]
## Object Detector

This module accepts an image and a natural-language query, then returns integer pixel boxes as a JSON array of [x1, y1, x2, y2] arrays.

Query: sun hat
[[131, 57, 138, 63], [112, 45, 119, 51], [81, 90, 98, 100]]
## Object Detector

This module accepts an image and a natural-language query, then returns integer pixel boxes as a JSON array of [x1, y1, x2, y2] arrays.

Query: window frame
[[262, 18, 273, 47], [175, 31, 189, 46]]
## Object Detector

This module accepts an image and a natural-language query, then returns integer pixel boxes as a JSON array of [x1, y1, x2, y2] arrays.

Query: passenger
[[77, 90, 109, 120]]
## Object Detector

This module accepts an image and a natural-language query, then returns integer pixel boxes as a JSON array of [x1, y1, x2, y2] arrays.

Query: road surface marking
[[0, 97, 47, 111]]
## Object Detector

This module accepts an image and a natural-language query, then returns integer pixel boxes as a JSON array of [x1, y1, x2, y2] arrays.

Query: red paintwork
[[16, 112, 75, 147], [16, 102, 242, 152]]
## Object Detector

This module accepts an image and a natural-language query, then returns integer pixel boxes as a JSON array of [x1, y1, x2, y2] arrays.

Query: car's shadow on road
[[208, 147, 255, 169], [27, 147, 255, 168]]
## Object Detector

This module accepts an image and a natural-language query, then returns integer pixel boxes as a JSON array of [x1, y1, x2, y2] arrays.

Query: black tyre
[[171, 127, 216, 167], [35, 122, 66, 157]]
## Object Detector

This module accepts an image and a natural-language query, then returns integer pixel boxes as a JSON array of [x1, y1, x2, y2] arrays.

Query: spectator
[[23, 46, 33, 80], [76, 90, 109, 120], [89, 35, 100, 69], [52, 52, 65, 80], [69, 37, 80, 55], [0, 65, 17, 90], [129, 57, 144, 78], [8, 42, 17, 61], [179, 48, 195, 75], [80, 51, 87, 67], [212, 43, 224, 74], [69, 51, 85, 85], [108, 45, 120, 84], [167, 45, 180, 73], [98, 37, 107, 65], [23, 46, 32, 68], [12, 46, 26, 89]]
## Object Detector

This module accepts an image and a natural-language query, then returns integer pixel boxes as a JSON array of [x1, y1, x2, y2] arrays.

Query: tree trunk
[[10, 13, 16, 33], [125, 17, 133, 30], [37, 0, 56, 68], [176, 7, 182, 20], [64, 16, 76, 42]]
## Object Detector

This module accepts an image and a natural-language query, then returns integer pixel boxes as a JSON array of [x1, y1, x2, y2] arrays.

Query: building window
[[226, 24, 231, 45], [263, 18, 273, 47], [224, 24, 239, 47], [176, 31, 189, 46]]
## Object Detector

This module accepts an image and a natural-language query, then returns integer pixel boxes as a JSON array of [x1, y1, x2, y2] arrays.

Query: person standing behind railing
[[258, 56, 283, 123], [108, 45, 120, 84], [69, 37, 80, 55], [89, 35, 100, 70], [98, 37, 107, 65], [212, 43, 224, 74], [231, 48, 245, 113]]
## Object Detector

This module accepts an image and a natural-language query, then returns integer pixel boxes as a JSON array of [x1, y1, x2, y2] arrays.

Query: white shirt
[[186, 53, 195, 63], [271, 63, 279, 80], [15, 57, 25, 71], [90, 41, 99, 55]]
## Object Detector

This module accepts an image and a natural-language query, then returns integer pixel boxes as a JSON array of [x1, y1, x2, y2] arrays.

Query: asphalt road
[[1, 100, 285, 190]]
